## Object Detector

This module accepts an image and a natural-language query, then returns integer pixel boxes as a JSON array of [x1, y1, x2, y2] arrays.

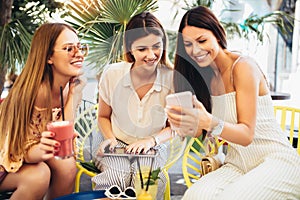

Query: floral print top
[[0, 107, 61, 173]]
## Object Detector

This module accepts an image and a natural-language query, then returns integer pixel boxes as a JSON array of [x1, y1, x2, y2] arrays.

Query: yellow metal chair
[[182, 136, 226, 188], [74, 104, 99, 192], [162, 136, 187, 200], [274, 106, 300, 155], [74, 104, 187, 199], [182, 106, 300, 189]]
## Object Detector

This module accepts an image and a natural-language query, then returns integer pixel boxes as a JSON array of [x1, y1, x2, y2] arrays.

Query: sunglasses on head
[[105, 185, 136, 199]]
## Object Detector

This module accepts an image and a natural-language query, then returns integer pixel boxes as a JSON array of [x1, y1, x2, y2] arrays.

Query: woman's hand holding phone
[[165, 91, 193, 131], [165, 91, 193, 110], [165, 92, 209, 138]]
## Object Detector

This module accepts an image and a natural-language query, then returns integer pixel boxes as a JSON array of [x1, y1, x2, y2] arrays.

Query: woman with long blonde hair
[[0, 22, 87, 200]]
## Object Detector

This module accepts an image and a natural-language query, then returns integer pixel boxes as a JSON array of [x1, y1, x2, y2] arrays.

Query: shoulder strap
[[230, 56, 243, 87], [230, 56, 270, 90]]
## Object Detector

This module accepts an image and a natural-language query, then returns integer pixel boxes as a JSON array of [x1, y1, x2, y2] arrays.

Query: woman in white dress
[[166, 6, 300, 200]]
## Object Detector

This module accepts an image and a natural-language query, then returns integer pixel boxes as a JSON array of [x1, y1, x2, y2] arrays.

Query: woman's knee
[[11, 162, 51, 198], [62, 161, 77, 182], [0, 162, 50, 193], [49, 158, 77, 182], [23, 162, 51, 187]]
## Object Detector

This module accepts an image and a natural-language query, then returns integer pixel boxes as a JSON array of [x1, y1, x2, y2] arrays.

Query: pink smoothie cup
[[47, 121, 74, 159]]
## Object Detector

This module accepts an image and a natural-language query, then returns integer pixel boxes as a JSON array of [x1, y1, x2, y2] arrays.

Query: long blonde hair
[[0, 23, 76, 162]]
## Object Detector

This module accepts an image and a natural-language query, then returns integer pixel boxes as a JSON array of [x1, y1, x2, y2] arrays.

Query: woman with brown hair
[[93, 11, 174, 200], [166, 6, 300, 199]]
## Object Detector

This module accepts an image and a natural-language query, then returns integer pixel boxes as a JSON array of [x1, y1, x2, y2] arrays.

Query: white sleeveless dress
[[183, 92, 300, 199]]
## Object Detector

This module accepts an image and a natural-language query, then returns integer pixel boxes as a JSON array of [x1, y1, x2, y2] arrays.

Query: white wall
[[80, 0, 300, 108]]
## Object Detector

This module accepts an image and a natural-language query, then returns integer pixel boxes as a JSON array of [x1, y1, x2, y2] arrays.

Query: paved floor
[[168, 156, 187, 198]]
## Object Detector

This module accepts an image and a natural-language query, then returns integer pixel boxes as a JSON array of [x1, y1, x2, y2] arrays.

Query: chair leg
[[92, 181, 96, 190], [75, 170, 83, 192], [163, 169, 171, 200]]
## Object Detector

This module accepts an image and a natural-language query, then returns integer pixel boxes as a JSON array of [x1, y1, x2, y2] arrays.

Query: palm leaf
[[170, 0, 293, 44], [0, 20, 31, 72], [66, 0, 158, 73], [99, 0, 157, 24]]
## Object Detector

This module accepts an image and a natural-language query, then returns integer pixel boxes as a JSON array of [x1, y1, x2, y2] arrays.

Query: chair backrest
[[76, 99, 96, 116], [274, 106, 300, 155], [164, 136, 187, 171], [75, 104, 99, 162], [182, 136, 226, 188], [182, 106, 300, 189]]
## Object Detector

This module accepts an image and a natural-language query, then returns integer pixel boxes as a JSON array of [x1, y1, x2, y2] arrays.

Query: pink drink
[[47, 121, 74, 159]]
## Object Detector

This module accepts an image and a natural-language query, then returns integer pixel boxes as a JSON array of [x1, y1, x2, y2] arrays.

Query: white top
[[99, 61, 173, 144], [212, 92, 299, 171]]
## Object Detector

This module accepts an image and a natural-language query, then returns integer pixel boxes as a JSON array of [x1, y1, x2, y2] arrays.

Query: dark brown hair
[[123, 11, 172, 68], [174, 6, 228, 138]]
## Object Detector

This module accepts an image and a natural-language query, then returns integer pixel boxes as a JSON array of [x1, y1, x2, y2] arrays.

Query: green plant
[[64, 0, 294, 73], [145, 167, 161, 185], [66, 0, 158, 74], [80, 160, 100, 173], [0, 0, 66, 95], [169, 0, 294, 43], [222, 11, 294, 43], [0, 20, 31, 76]]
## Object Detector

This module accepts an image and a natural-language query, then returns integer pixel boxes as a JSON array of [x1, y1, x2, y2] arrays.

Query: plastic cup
[[134, 166, 158, 200], [47, 121, 74, 159]]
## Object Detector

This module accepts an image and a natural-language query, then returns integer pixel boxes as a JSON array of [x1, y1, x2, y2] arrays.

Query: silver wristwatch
[[152, 135, 160, 147], [211, 118, 225, 136]]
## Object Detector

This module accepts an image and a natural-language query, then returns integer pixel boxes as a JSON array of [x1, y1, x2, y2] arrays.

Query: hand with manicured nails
[[97, 138, 118, 156], [126, 138, 155, 154], [39, 131, 59, 161], [38, 131, 77, 161]]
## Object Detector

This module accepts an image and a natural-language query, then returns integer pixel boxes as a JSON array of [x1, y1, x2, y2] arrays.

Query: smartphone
[[166, 91, 193, 130], [165, 91, 193, 108]]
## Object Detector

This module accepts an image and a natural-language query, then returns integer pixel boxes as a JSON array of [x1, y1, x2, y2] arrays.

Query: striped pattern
[[183, 93, 300, 200], [92, 140, 167, 200]]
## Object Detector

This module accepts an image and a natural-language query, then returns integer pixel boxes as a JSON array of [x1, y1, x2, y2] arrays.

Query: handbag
[[200, 154, 222, 175], [200, 134, 225, 176]]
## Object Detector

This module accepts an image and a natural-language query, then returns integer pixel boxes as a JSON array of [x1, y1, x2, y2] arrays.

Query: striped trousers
[[183, 151, 300, 200], [92, 142, 168, 200]]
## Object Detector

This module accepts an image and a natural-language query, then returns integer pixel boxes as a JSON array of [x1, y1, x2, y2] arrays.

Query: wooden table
[[270, 91, 291, 100]]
